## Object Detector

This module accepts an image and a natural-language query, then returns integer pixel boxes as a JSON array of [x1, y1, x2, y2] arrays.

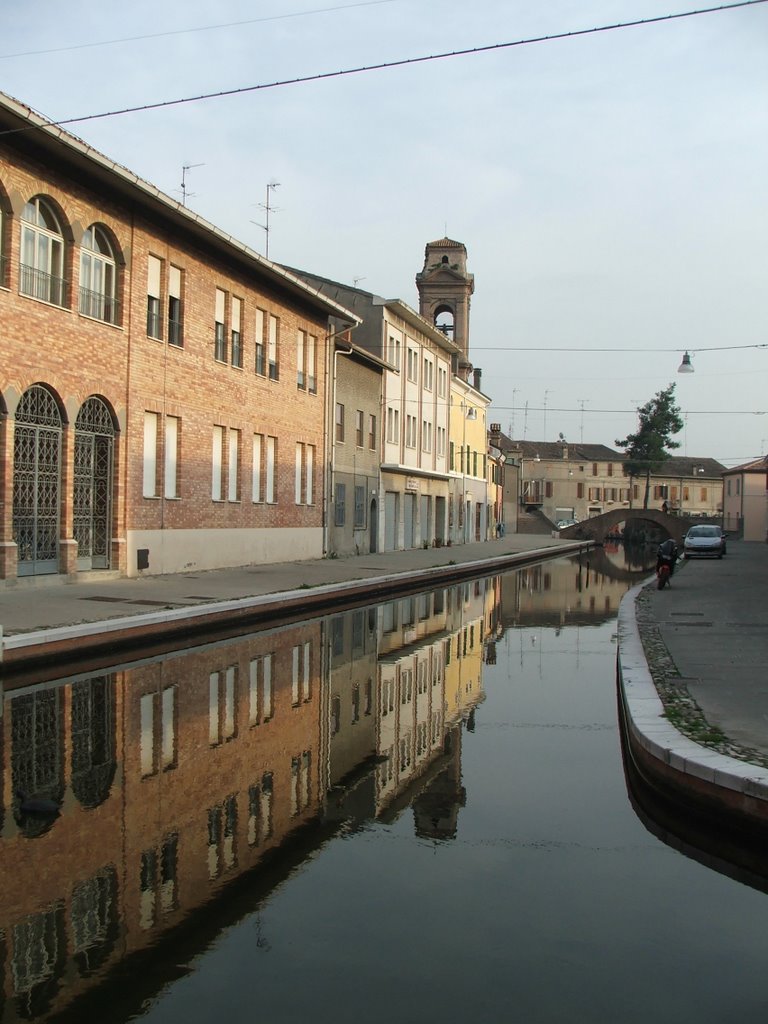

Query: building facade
[[722, 456, 768, 541], [0, 91, 355, 580]]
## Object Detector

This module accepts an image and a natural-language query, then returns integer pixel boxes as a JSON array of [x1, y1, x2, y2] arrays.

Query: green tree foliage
[[616, 384, 684, 509]]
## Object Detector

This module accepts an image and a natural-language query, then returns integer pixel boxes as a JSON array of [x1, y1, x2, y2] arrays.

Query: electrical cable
[[1, 0, 765, 136]]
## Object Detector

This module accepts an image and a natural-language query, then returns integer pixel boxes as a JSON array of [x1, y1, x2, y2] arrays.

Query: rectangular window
[[143, 412, 159, 497], [335, 403, 345, 443], [268, 314, 279, 380], [266, 436, 277, 503], [228, 429, 240, 502], [335, 482, 346, 526], [147, 255, 162, 339], [407, 347, 418, 382], [607, 463, 613, 477], [307, 335, 317, 393], [165, 415, 179, 498], [592, 463, 598, 476], [577, 481, 585, 499], [255, 308, 266, 375], [545, 480, 553, 498], [368, 414, 376, 450], [295, 443, 303, 504], [438, 365, 447, 397], [252, 433, 263, 502], [168, 265, 183, 347], [386, 407, 400, 444], [297, 330, 306, 389], [215, 288, 227, 362], [356, 410, 364, 447], [701, 487, 708, 501], [231, 296, 243, 368], [423, 357, 434, 391], [305, 445, 314, 505], [212, 425, 224, 501], [354, 484, 365, 528]]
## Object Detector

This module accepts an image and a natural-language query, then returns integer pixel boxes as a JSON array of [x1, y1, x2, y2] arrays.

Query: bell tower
[[415, 237, 474, 379]]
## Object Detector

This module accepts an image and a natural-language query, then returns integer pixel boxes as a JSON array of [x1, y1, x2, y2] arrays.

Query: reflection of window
[[248, 773, 274, 846], [80, 225, 117, 323], [290, 751, 311, 816], [249, 654, 274, 725], [291, 642, 312, 704], [20, 197, 65, 306], [139, 686, 177, 776]]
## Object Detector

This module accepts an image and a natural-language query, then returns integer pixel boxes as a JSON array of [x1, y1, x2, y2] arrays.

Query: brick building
[[0, 91, 356, 580]]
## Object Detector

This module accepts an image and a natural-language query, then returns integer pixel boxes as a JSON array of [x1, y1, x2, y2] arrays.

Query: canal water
[[2, 551, 768, 1023]]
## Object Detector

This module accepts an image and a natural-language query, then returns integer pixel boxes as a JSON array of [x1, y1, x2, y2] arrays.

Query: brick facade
[[0, 92, 355, 580]]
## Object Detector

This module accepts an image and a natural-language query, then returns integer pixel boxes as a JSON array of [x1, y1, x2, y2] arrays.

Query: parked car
[[556, 518, 578, 530], [683, 525, 727, 559]]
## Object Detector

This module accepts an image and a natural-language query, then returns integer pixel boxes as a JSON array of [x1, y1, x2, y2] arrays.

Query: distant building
[[722, 456, 768, 541], [488, 431, 724, 528]]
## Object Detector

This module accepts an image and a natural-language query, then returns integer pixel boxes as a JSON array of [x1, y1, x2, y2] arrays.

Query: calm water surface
[[3, 552, 768, 1023]]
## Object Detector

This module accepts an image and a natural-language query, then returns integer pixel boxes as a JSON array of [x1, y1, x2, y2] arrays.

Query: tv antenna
[[180, 162, 204, 206], [253, 181, 281, 259], [353, 276, 366, 288], [577, 399, 589, 442]]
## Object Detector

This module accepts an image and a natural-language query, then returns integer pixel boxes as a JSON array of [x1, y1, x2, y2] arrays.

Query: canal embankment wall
[[617, 574, 768, 834]]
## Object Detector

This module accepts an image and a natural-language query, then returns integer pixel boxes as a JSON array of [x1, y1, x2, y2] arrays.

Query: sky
[[2, 0, 766, 466]]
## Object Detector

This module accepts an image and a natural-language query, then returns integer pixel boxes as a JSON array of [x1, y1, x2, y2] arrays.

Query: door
[[384, 491, 398, 551], [369, 498, 378, 553], [404, 493, 416, 549], [74, 397, 115, 570], [13, 385, 62, 576]]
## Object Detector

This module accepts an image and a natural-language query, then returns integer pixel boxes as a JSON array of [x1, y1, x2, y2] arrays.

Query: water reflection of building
[[500, 553, 636, 629], [0, 580, 501, 1020], [0, 618, 325, 1021]]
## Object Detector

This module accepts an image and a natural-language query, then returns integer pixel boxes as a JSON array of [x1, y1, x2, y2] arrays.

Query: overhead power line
[[1, 0, 765, 135], [0, 0, 399, 61]]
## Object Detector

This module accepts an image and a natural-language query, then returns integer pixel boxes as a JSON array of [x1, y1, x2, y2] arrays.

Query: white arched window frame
[[80, 225, 117, 323], [20, 197, 66, 306]]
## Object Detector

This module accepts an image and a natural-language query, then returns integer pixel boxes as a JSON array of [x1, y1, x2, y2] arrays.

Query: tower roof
[[425, 237, 466, 251]]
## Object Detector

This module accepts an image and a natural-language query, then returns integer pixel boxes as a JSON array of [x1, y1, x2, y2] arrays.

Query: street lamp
[[677, 351, 694, 374]]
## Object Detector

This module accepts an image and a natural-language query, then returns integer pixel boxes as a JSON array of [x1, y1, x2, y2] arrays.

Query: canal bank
[[617, 539, 768, 833], [0, 534, 591, 679]]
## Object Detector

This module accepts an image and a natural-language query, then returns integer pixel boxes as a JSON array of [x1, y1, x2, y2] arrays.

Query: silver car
[[683, 525, 726, 559]]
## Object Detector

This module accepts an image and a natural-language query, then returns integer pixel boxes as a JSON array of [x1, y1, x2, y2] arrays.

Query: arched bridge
[[559, 508, 693, 545]]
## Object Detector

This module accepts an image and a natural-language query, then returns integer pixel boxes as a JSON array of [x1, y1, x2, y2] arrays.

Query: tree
[[616, 384, 684, 510]]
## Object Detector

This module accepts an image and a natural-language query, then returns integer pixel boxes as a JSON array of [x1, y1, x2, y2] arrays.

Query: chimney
[[473, 367, 482, 390]]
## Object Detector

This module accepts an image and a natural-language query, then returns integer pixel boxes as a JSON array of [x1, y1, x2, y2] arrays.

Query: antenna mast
[[254, 181, 280, 259], [181, 162, 204, 206]]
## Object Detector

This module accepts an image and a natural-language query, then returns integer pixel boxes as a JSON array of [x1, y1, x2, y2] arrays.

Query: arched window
[[80, 224, 118, 323], [20, 196, 66, 306]]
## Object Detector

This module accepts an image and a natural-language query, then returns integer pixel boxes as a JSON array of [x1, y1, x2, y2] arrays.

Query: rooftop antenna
[[577, 398, 588, 442], [253, 181, 280, 259], [542, 389, 550, 442], [180, 162, 204, 206], [523, 400, 529, 441], [510, 388, 518, 439], [353, 276, 366, 288]]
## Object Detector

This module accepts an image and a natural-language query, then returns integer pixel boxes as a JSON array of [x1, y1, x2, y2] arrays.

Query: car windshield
[[688, 526, 720, 538]]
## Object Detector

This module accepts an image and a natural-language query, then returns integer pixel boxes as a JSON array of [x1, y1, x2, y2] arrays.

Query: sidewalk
[[617, 538, 768, 830]]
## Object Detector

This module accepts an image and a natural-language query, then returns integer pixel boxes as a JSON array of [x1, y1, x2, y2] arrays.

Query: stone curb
[[617, 582, 768, 814]]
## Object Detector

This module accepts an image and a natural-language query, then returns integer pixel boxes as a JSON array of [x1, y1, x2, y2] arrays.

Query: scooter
[[657, 558, 673, 590]]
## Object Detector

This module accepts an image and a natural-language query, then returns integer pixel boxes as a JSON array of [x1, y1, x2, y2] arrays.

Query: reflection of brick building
[[0, 91, 355, 582], [0, 618, 324, 1019]]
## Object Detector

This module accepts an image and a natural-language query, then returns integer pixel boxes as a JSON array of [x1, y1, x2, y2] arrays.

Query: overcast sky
[[3, 0, 766, 465]]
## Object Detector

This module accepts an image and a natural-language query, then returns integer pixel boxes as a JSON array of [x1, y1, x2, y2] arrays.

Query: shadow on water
[[617, 687, 768, 897]]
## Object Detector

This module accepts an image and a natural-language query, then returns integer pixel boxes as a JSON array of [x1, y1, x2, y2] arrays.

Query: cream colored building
[[722, 456, 768, 541]]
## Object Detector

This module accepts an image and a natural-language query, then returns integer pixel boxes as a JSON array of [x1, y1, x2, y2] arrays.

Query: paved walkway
[[0, 533, 570, 637]]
